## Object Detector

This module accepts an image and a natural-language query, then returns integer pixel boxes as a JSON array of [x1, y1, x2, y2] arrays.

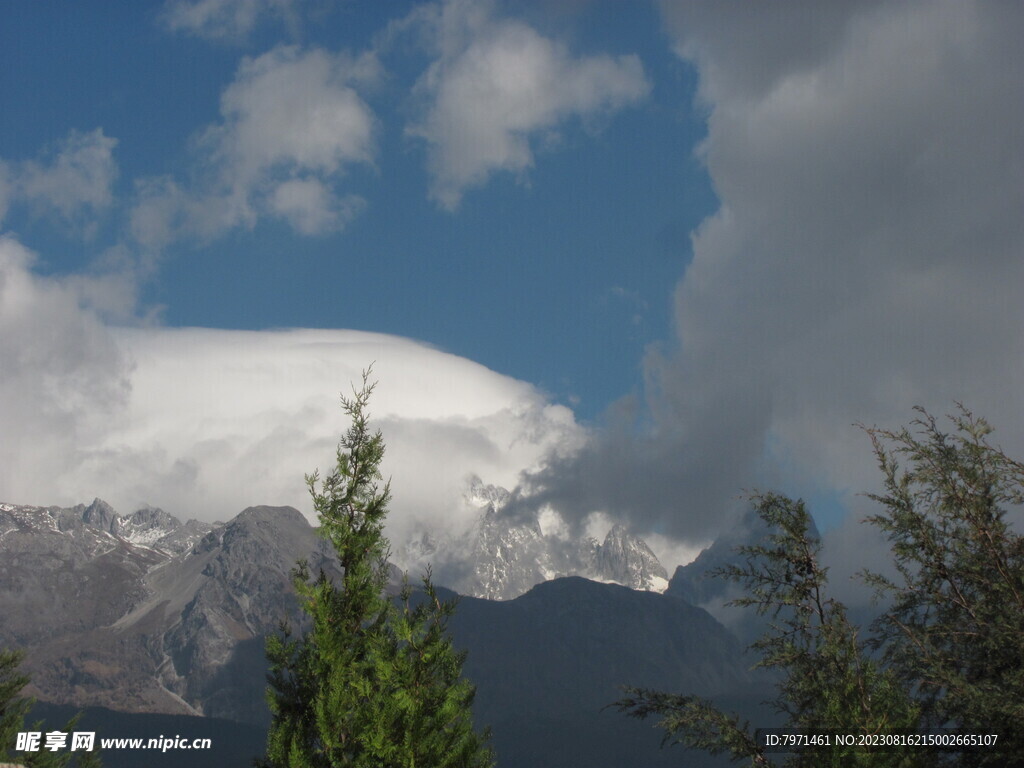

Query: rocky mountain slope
[[0, 499, 753, 733], [1, 497, 772, 767], [452, 577, 767, 768], [1, 499, 167, 650], [0, 500, 326, 718]]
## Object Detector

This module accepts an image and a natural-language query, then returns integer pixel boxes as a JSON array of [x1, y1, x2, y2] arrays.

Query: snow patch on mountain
[[0, 498, 214, 558], [119, 506, 181, 545], [118, 506, 213, 554]]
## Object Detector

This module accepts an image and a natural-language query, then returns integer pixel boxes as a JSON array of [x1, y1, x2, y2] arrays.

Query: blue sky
[[1, 0, 712, 420], [2, 1, 1022, 575]]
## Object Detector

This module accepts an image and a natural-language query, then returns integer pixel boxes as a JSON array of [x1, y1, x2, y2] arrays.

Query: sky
[[1, 1, 1022, 576]]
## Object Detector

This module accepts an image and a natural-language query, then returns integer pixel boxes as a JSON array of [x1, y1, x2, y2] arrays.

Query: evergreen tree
[[618, 405, 1024, 767], [260, 372, 493, 768], [862, 406, 1024, 766], [371, 574, 492, 767], [1, 648, 34, 764], [616, 494, 922, 767], [1, 649, 101, 768]]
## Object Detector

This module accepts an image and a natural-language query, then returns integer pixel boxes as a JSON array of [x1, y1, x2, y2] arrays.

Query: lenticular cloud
[[0, 236, 582, 548], [44, 326, 584, 542]]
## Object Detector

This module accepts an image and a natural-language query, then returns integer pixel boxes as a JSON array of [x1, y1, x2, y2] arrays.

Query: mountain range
[[1, 497, 773, 767]]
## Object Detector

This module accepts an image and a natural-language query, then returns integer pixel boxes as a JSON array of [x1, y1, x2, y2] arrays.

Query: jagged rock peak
[[117, 505, 194, 550], [82, 498, 120, 533], [464, 475, 511, 511], [124, 505, 181, 529], [49, 498, 120, 535], [592, 524, 669, 592]]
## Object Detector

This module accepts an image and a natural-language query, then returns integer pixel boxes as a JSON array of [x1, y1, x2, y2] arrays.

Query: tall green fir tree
[[260, 371, 493, 768]]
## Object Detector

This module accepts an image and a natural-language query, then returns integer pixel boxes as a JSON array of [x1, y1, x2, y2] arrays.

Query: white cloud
[[520, 1, 1024, 544], [131, 46, 377, 244], [269, 178, 364, 235], [129, 177, 200, 250], [0, 265, 584, 548], [0, 129, 118, 234], [0, 237, 134, 510], [162, 0, 302, 41], [211, 46, 376, 182], [406, 0, 650, 209], [0, 162, 12, 223]]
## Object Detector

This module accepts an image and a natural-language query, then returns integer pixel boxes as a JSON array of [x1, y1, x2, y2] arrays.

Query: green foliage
[[260, 371, 493, 768], [1, 649, 101, 768], [618, 406, 1024, 767], [862, 406, 1024, 766], [1, 648, 34, 763], [729, 495, 919, 766], [613, 689, 762, 762], [364, 574, 492, 768], [617, 494, 921, 767]]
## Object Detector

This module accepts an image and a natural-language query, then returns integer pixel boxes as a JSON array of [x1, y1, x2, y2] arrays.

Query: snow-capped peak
[[118, 506, 183, 546], [399, 480, 670, 600]]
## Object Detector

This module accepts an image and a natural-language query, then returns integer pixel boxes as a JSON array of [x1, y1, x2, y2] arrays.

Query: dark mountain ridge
[[2, 498, 772, 767]]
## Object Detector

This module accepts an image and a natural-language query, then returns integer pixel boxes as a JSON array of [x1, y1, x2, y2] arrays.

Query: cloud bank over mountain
[[3, 1, 1022, 569], [515, 1, 1024, 541], [0, 243, 582, 546]]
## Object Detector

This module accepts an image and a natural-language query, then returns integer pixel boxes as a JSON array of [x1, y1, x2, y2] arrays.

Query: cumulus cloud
[[268, 178, 364, 235], [211, 46, 376, 179], [0, 129, 118, 234], [131, 46, 376, 245], [405, 0, 650, 209], [162, 0, 303, 41], [517, 1, 1024, 545]]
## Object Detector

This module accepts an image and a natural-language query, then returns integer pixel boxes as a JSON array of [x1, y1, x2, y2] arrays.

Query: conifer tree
[[260, 372, 493, 768], [618, 406, 1024, 767], [862, 406, 1024, 766], [372, 574, 492, 767], [1, 648, 34, 765], [1, 649, 101, 768], [616, 494, 922, 767]]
